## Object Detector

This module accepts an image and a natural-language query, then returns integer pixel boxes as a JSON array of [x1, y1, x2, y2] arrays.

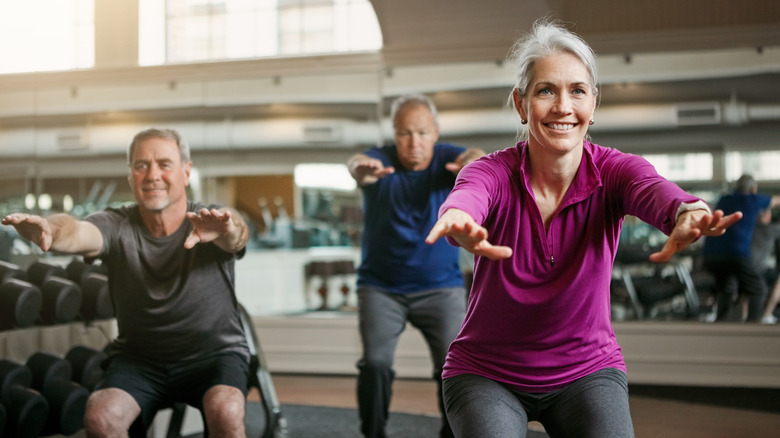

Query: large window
[[641, 152, 713, 182], [0, 0, 94, 74], [725, 150, 780, 182], [139, 0, 382, 66]]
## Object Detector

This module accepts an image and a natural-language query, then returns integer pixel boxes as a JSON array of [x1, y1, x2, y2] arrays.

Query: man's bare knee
[[84, 388, 140, 438], [203, 385, 245, 438]]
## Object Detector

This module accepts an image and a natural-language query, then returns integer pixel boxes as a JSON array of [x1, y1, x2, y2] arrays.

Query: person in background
[[748, 208, 780, 323], [702, 174, 780, 322], [425, 19, 740, 438], [347, 94, 484, 438], [2, 128, 251, 438]]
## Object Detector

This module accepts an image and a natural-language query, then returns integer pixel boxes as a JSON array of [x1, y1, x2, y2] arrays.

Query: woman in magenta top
[[425, 19, 740, 438]]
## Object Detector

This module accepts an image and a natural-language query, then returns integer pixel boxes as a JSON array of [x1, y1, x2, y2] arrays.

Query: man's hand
[[185, 208, 237, 249], [2, 213, 53, 251], [347, 154, 395, 186], [425, 208, 512, 260], [445, 148, 485, 175], [649, 208, 742, 263], [2, 212, 102, 256]]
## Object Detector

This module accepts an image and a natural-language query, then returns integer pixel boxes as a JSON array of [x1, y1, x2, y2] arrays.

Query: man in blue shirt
[[703, 174, 780, 321], [347, 94, 483, 438]]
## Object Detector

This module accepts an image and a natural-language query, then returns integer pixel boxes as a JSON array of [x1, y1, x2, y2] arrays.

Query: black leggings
[[443, 368, 634, 438]]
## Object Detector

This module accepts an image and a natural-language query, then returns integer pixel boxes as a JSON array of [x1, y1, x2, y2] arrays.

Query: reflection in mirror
[[613, 200, 780, 326], [612, 216, 715, 323], [293, 164, 362, 249]]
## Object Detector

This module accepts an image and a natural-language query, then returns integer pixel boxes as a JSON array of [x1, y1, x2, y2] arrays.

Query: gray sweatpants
[[356, 286, 466, 438]]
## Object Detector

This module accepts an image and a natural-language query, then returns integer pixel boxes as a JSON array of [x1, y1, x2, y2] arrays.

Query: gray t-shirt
[[85, 201, 249, 364], [751, 219, 780, 272]]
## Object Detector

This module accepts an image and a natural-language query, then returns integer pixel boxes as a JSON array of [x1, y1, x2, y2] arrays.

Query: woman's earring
[[521, 119, 528, 125], [589, 120, 594, 125]]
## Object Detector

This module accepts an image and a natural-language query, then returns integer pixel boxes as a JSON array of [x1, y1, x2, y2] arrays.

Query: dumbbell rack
[[1, 257, 285, 438], [0, 257, 117, 438]]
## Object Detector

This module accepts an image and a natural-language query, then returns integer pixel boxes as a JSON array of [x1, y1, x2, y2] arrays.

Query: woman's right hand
[[425, 208, 512, 260]]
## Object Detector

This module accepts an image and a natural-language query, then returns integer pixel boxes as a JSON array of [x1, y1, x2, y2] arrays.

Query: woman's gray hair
[[507, 19, 599, 140], [390, 94, 439, 129], [127, 128, 191, 166]]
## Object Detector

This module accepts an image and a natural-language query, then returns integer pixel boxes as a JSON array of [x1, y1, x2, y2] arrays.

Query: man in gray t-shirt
[[2, 128, 251, 437], [85, 201, 248, 364]]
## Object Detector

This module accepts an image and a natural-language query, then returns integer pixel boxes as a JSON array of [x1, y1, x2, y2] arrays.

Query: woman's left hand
[[649, 209, 742, 263]]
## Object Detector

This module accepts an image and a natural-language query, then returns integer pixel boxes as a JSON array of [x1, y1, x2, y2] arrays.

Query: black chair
[[239, 303, 287, 438]]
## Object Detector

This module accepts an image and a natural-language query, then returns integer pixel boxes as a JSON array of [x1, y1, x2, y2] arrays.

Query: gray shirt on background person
[[751, 210, 780, 277]]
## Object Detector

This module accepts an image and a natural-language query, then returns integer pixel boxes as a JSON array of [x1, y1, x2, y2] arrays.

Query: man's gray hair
[[128, 128, 191, 166], [390, 94, 439, 129], [736, 174, 757, 194]]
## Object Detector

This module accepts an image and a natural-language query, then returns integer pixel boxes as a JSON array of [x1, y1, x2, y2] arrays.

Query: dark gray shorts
[[95, 350, 249, 427]]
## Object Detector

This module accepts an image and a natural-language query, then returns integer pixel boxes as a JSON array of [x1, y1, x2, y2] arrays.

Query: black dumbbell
[[79, 274, 114, 321], [25, 262, 67, 287], [0, 261, 40, 331], [0, 360, 49, 438], [24, 260, 83, 326], [38, 277, 82, 325], [65, 259, 113, 322], [25, 353, 89, 436], [65, 259, 100, 286], [64, 346, 107, 392], [0, 279, 42, 331], [0, 261, 28, 284]]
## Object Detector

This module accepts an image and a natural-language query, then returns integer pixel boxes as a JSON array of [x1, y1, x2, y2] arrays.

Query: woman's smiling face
[[514, 52, 597, 156]]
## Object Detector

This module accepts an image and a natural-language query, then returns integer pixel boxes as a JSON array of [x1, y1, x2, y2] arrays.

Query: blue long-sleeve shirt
[[357, 143, 465, 293]]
